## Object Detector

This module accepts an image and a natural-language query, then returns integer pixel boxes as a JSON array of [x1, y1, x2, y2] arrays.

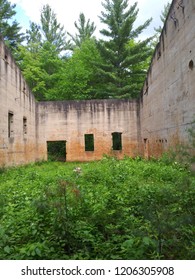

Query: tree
[[154, 2, 171, 35], [38, 41, 65, 100], [25, 22, 42, 53], [17, 41, 64, 101], [126, 39, 152, 97], [16, 44, 47, 100], [0, 0, 24, 50], [151, 2, 171, 49], [56, 38, 104, 100], [40, 4, 69, 53], [68, 13, 96, 49], [96, 0, 152, 98], [25, 4, 69, 54], [16, 4, 69, 100]]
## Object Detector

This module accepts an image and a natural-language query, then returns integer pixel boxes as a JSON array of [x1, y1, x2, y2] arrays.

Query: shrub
[[0, 158, 194, 259]]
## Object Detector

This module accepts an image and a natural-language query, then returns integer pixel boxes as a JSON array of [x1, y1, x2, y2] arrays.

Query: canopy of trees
[[1, 0, 170, 101]]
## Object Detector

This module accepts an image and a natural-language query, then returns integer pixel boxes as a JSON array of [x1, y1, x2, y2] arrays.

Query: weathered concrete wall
[[0, 0, 194, 166], [140, 0, 195, 158], [37, 100, 139, 161], [0, 37, 38, 166]]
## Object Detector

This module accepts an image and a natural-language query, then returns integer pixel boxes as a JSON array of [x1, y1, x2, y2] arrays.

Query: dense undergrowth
[[0, 157, 194, 260]]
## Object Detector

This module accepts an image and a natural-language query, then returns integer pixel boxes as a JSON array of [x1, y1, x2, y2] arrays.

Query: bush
[[0, 158, 194, 259]]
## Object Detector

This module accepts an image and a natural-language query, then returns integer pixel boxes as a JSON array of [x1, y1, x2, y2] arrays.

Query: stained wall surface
[[37, 100, 139, 161], [140, 0, 195, 158], [0, 38, 38, 166], [0, 0, 195, 167]]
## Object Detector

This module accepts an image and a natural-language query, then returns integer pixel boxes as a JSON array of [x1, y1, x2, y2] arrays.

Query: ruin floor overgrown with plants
[[0, 157, 194, 260]]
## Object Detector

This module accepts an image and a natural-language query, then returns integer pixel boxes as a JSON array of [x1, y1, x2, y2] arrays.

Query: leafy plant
[[0, 158, 194, 260]]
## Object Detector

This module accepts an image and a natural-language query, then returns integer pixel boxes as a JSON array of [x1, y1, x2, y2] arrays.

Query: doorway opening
[[47, 141, 66, 161]]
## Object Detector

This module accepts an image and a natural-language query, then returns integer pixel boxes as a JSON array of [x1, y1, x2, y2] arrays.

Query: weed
[[0, 158, 194, 260]]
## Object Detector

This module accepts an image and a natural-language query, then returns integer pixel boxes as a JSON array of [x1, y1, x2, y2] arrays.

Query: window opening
[[144, 138, 149, 159], [47, 141, 66, 161], [112, 132, 122, 150], [85, 134, 94, 151], [189, 60, 194, 70], [23, 117, 27, 136], [8, 112, 14, 138], [157, 50, 161, 60], [4, 54, 8, 63]]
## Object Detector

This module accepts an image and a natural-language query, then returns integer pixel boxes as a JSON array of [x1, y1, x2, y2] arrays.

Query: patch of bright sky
[[14, 5, 30, 32], [11, 0, 171, 40]]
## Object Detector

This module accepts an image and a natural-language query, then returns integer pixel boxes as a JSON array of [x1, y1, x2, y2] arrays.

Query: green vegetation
[[0, 157, 194, 260], [1, 0, 156, 100], [97, 0, 152, 98], [154, 2, 171, 36], [152, 2, 171, 47], [0, 0, 24, 51], [68, 12, 96, 50]]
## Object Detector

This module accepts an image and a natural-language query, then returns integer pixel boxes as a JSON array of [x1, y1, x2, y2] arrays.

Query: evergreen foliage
[[7, 1, 156, 100], [152, 2, 171, 47], [16, 4, 68, 100], [96, 0, 152, 98], [40, 4, 69, 53], [0, 0, 24, 51], [68, 13, 96, 49], [25, 22, 42, 53], [154, 2, 171, 35]]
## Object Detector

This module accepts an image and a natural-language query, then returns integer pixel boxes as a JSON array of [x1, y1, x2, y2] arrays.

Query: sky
[[10, 0, 171, 40]]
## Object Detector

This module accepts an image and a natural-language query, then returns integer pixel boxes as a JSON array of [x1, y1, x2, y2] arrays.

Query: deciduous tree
[[56, 39, 103, 100], [16, 4, 69, 100]]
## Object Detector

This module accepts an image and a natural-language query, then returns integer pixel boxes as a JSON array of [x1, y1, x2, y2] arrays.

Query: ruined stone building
[[0, 0, 195, 167]]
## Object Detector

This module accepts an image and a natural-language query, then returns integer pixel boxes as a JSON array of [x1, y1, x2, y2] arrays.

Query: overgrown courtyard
[[0, 157, 194, 259]]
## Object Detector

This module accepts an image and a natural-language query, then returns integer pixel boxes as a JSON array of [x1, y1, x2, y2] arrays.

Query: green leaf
[[4, 245, 11, 254], [143, 237, 152, 246], [122, 239, 134, 248]]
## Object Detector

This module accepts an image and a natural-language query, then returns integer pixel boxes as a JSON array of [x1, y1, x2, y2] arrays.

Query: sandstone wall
[[140, 0, 195, 158]]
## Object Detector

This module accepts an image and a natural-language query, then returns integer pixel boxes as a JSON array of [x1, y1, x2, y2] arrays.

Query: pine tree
[[154, 2, 171, 35], [151, 2, 171, 49], [17, 4, 68, 100], [40, 4, 68, 53], [68, 13, 96, 49], [0, 0, 24, 50], [25, 4, 69, 54], [25, 22, 42, 53], [97, 0, 152, 98]]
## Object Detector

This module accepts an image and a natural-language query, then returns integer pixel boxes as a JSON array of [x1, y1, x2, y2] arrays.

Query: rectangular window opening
[[8, 112, 14, 138], [112, 132, 122, 151], [23, 117, 27, 136], [85, 134, 94, 151]]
